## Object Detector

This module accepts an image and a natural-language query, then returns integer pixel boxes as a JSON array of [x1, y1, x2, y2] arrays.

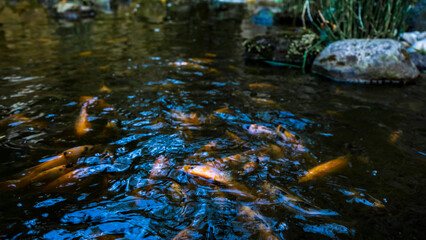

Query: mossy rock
[[243, 28, 323, 66], [312, 39, 420, 84]]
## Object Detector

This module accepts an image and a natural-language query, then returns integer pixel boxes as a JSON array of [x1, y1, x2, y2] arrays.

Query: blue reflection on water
[[34, 198, 66, 208], [302, 223, 355, 238]]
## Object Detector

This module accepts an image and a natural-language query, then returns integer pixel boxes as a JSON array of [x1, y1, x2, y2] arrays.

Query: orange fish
[[43, 164, 106, 191], [0, 113, 32, 128], [298, 156, 349, 183], [225, 131, 246, 145], [189, 58, 214, 64], [248, 83, 277, 89], [1, 146, 96, 190], [242, 161, 258, 175], [4, 164, 74, 190], [75, 104, 91, 136], [79, 51, 92, 56], [30, 145, 97, 174], [204, 52, 217, 57], [251, 98, 280, 108], [171, 110, 203, 126], [389, 130, 402, 144], [182, 165, 231, 184], [99, 84, 112, 93], [214, 107, 231, 114], [238, 205, 279, 240]]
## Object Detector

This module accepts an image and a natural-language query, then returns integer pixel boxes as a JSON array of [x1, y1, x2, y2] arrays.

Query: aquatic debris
[[248, 83, 278, 89], [238, 205, 279, 240], [298, 156, 349, 183]]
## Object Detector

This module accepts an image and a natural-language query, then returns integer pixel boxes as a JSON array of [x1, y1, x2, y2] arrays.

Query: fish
[[1, 145, 97, 190], [189, 58, 214, 64], [181, 165, 231, 184], [242, 161, 258, 175], [26, 145, 97, 176], [298, 156, 349, 183], [225, 131, 246, 145], [275, 125, 306, 152], [204, 53, 217, 57], [238, 205, 279, 240], [168, 181, 187, 204], [78, 51, 93, 56], [75, 104, 91, 136], [339, 188, 385, 208], [389, 130, 402, 144], [259, 182, 338, 216], [251, 98, 281, 108], [107, 38, 128, 44], [171, 110, 203, 127], [99, 63, 112, 71], [43, 164, 107, 191], [79, 51, 92, 56], [99, 83, 112, 93], [248, 83, 277, 89], [182, 165, 255, 200], [80, 96, 112, 110], [2, 164, 75, 190], [246, 124, 276, 137], [214, 107, 231, 114], [0, 113, 32, 128]]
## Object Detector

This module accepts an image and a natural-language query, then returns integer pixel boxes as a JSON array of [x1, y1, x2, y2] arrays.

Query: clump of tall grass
[[315, 0, 417, 41]]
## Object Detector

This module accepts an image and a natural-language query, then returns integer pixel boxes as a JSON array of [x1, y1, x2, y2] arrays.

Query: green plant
[[315, 0, 417, 41]]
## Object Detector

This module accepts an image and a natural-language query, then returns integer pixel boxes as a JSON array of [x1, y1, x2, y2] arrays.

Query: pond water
[[0, 1, 425, 239]]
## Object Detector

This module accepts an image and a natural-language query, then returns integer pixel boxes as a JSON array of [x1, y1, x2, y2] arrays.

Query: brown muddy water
[[0, 1, 425, 239]]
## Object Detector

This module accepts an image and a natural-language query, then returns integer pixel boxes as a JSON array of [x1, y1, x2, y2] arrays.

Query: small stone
[[312, 39, 420, 84], [412, 39, 426, 54], [400, 31, 420, 45]]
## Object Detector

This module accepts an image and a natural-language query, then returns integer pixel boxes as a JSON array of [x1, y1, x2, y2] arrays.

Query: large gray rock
[[312, 39, 420, 84]]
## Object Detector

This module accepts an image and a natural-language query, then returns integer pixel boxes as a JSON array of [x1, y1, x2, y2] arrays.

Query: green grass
[[316, 0, 417, 41]]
